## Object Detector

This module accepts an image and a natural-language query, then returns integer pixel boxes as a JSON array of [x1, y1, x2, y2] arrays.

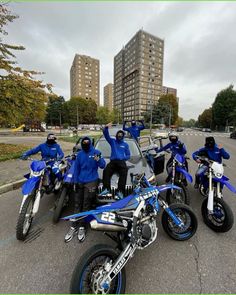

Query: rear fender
[[22, 177, 40, 195], [157, 184, 182, 193], [213, 177, 236, 194], [176, 166, 193, 183]]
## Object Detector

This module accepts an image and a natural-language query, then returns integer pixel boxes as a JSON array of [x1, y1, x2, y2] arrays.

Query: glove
[[20, 154, 27, 160]]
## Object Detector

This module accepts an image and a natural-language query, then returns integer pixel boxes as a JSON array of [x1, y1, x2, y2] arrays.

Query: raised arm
[[138, 120, 145, 131], [103, 122, 113, 144], [123, 120, 129, 132]]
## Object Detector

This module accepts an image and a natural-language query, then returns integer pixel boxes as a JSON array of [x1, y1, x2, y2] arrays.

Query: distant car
[[176, 127, 184, 132], [202, 128, 212, 132], [230, 131, 236, 139], [152, 129, 169, 139]]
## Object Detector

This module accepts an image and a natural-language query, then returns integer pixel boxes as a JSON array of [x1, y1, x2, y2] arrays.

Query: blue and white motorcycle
[[196, 156, 236, 232], [63, 173, 198, 294], [16, 157, 66, 240], [165, 153, 193, 205]]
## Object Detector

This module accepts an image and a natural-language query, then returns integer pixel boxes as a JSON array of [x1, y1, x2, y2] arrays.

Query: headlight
[[30, 169, 43, 176], [148, 174, 156, 183]]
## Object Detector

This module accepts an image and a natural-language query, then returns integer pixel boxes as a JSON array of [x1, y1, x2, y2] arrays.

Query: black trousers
[[72, 180, 98, 228], [103, 160, 128, 195]]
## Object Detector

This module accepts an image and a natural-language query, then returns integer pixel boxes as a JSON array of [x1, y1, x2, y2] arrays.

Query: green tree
[[159, 94, 179, 125], [198, 107, 212, 128], [65, 97, 97, 125], [45, 95, 65, 126], [96, 106, 111, 124], [110, 108, 121, 124], [0, 4, 52, 126], [182, 119, 196, 128], [212, 85, 236, 130]]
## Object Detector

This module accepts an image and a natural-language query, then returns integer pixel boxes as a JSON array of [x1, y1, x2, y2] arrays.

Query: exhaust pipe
[[90, 220, 126, 231]]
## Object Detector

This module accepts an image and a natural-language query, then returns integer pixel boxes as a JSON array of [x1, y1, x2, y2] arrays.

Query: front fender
[[22, 177, 40, 195], [176, 166, 193, 183], [213, 177, 236, 194], [157, 184, 182, 193]]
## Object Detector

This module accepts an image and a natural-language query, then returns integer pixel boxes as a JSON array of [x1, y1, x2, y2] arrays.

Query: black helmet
[[46, 133, 57, 145], [169, 132, 178, 143], [131, 120, 136, 126], [205, 137, 215, 149], [116, 130, 125, 141]]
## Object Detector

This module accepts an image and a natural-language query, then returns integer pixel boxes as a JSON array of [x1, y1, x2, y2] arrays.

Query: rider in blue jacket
[[192, 136, 230, 188], [99, 123, 131, 199], [21, 133, 64, 189], [156, 132, 187, 178], [65, 136, 106, 243], [21, 133, 64, 160], [123, 120, 145, 141]]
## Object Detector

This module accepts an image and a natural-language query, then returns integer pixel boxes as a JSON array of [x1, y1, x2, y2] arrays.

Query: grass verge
[[0, 143, 32, 162], [60, 134, 101, 144]]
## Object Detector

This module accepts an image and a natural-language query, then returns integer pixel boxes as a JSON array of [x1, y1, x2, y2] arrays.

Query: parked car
[[230, 131, 236, 139], [202, 128, 212, 132], [176, 127, 184, 132], [152, 129, 169, 139]]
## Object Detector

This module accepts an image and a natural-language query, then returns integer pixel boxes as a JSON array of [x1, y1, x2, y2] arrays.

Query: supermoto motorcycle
[[63, 173, 198, 294], [196, 156, 236, 232], [53, 154, 77, 223], [16, 157, 66, 240], [165, 153, 192, 205]]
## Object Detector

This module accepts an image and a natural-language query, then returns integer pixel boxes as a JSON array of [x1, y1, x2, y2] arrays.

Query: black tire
[[166, 183, 190, 205], [16, 194, 35, 241], [201, 197, 234, 232], [53, 187, 68, 224], [70, 244, 126, 294], [162, 203, 198, 241]]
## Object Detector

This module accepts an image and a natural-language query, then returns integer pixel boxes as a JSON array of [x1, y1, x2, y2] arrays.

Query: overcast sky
[[5, 1, 236, 120]]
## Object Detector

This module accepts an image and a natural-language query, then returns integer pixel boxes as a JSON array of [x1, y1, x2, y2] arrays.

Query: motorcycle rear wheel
[[53, 187, 69, 223], [201, 197, 234, 232], [70, 244, 126, 294]]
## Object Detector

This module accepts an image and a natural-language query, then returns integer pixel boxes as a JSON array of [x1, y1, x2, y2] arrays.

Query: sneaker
[[115, 191, 124, 200], [98, 189, 112, 197], [64, 226, 77, 243], [77, 227, 86, 242], [54, 180, 61, 191], [194, 183, 199, 189]]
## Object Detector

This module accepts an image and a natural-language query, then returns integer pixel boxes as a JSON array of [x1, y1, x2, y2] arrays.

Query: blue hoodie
[[192, 144, 230, 163], [157, 140, 187, 156], [23, 142, 64, 160], [123, 121, 145, 141], [74, 137, 106, 184], [103, 127, 131, 161]]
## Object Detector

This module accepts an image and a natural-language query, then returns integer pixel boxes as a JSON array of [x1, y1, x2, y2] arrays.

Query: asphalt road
[[0, 131, 236, 293]]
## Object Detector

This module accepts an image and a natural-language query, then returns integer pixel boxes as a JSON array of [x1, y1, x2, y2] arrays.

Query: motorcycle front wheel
[[166, 183, 190, 205], [70, 244, 126, 294], [162, 204, 198, 241], [201, 197, 234, 232], [16, 194, 35, 241]]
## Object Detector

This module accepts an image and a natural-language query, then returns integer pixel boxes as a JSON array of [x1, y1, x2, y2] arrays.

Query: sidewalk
[[0, 141, 75, 193]]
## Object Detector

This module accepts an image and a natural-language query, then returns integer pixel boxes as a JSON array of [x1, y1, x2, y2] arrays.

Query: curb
[[0, 179, 25, 195]]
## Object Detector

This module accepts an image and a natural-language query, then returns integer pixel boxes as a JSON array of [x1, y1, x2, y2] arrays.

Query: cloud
[[4, 1, 236, 119]]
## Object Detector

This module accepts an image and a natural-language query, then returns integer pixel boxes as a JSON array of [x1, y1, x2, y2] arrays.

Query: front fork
[[207, 169, 214, 213], [160, 198, 184, 227], [20, 178, 43, 216], [100, 242, 137, 290]]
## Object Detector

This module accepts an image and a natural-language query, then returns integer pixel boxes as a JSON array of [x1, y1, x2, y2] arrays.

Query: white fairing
[[19, 195, 28, 213], [211, 162, 224, 178], [207, 190, 214, 212], [32, 191, 41, 214]]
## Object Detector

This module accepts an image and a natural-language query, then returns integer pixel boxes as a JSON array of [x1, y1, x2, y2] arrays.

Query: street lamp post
[[149, 74, 159, 134]]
